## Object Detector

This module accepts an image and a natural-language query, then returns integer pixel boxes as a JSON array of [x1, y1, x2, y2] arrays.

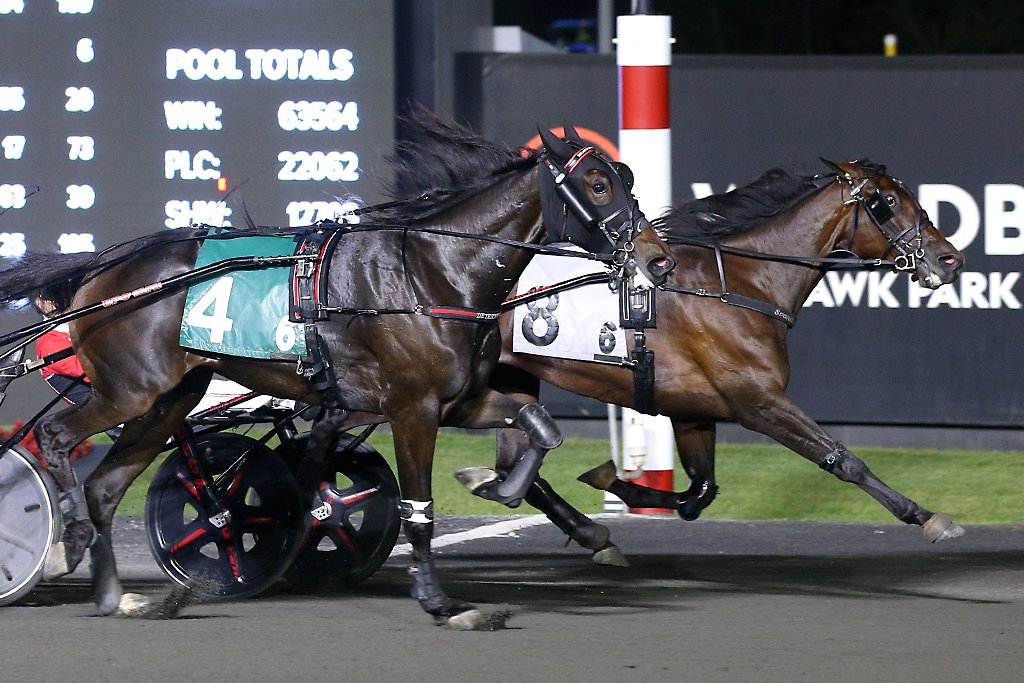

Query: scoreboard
[[0, 0, 395, 255]]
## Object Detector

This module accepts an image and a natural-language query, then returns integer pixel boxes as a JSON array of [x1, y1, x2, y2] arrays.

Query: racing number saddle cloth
[[179, 234, 312, 359], [511, 247, 630, 366]]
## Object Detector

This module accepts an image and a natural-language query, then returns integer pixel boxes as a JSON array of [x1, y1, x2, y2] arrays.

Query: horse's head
[[824, 159, 964, 289], [537, 123, 675, 289]]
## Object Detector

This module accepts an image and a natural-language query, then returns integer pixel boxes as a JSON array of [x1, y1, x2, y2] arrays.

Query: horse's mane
[[376, 109, 538, 222], [656, 166, 819, 239]]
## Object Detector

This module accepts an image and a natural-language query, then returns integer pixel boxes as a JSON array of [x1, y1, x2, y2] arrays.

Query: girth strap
[[290, 229, 342, 323], [296, 323, 342, 409], [290, 230, 344, 408]]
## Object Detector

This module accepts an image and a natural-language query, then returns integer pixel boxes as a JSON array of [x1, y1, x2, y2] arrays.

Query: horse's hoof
[[454, 467, 499, 493], [923, 512, 965, 543], [43, 518, 97, 580], [441, 608, 485, 630], [114, 593, 151, 617], [95, 586, 124, 616], [42, 541, 70, 581], [442, 606, 516, 631], [117, 583, 203, 620], [453, 468, 522, 508], [577, 460, 618, 490], [592, 542, 630, 568]]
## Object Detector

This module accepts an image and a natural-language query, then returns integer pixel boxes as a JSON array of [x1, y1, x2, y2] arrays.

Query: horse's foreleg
[[451, 372, 623, 563], [386, 399, 483, 628], [736, 393, 963, 542], [674, 421, 719, 519], [493, 428, 626, 566], [576, 421, 719, 521], [447, 388, 563, 508]]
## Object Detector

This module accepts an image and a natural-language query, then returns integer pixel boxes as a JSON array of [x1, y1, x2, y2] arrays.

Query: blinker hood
[[536, 124, 641, 253]]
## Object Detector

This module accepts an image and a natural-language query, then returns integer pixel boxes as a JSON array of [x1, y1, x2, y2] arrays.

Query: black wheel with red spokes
[[145, 433, 304, 600], [284, 434, 401, 589]]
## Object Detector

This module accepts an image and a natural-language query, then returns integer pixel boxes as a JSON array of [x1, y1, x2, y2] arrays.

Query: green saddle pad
[[179, 235, 307, 359]]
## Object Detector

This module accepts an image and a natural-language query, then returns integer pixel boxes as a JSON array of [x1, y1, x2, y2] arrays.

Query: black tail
[[0, 252, 98, 312]]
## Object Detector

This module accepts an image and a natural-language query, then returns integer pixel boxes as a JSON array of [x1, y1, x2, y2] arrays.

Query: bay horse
[[474, 159, 965, 558], [0, 115, 675, 627]]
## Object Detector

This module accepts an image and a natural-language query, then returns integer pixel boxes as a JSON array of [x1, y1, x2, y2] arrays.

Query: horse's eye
[[592, 181, 608, 194], [886, 194, 897, 207]]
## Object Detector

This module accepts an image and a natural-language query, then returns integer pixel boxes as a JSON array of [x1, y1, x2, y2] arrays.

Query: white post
[[615, 10, 677, 512], [604, 403, 624, 512]]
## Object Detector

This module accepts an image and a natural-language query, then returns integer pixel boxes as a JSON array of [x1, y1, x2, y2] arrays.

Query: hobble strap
[[632, 346, 656, 415]]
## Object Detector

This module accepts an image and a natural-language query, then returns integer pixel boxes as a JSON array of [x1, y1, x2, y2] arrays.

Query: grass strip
[[111, 430, 1024, 525]]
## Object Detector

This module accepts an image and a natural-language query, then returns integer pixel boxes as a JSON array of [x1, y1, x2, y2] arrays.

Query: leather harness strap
[[290, 230, 344, 408]]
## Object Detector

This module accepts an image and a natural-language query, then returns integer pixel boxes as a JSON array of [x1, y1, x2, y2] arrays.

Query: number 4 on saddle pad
[[179, 235, 308, 359]]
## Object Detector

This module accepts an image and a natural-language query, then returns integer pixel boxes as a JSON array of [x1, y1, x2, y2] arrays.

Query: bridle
[[538, 143, 652, 278], [832, 166, 926, 273]]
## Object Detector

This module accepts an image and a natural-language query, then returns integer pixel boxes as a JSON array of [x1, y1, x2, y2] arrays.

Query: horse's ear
[[819, 157, 847, 175], [537, 125, 573, 160], [562, 121, 584, 143]]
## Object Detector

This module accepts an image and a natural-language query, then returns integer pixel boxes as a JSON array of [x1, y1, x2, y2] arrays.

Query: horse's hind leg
[[577, 420, 719, 521], [85, 368, 213, 614], [34, 393, 132, 580]]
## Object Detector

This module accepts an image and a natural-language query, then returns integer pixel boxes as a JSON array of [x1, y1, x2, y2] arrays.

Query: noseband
[[834, 168, 926, 272]]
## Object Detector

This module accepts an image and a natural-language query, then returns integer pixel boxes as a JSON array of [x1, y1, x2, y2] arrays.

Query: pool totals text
[[0, 1, 394, 254]]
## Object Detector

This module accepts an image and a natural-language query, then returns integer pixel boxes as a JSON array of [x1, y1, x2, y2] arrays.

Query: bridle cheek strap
[[839, 175, 923, 273]]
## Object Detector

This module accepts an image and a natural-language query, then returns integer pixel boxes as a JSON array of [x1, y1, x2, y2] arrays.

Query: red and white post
[[613, 9, 676, 513]]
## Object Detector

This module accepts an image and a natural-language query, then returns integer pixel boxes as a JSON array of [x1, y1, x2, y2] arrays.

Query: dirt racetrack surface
[[3, 515, 1022, 682]]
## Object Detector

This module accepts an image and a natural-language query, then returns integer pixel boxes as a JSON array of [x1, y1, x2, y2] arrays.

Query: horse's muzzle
[[644, 254, 676, 287], [916, 249, 964, 289]]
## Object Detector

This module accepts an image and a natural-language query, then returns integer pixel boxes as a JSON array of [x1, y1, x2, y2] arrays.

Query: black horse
[[0, 115, 675, 627], [472, 160, 965, 560]]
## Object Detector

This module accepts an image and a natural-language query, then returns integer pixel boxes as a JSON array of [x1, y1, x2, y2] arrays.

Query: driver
[[33, 295, 121, 439]]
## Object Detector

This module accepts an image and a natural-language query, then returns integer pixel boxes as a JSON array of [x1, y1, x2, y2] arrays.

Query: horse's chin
[[912, 262, 958, 290]]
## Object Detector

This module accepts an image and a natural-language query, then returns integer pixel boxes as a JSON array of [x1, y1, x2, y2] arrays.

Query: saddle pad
[[511, 248, 628, 365], [179, 235, 307, 359]]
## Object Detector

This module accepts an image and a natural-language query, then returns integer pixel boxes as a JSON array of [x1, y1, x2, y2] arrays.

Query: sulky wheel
[[145, 433, 304, 600], [0, 445, 61, 606], [284, 434, 401, 589]]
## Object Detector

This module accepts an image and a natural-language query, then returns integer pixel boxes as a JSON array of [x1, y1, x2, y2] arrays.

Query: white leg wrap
[[399, 499, 434, 524]]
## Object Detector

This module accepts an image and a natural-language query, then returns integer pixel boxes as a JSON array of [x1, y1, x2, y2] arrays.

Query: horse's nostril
[[941, 254, 964, 269], [649, 256, 675, 275]]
